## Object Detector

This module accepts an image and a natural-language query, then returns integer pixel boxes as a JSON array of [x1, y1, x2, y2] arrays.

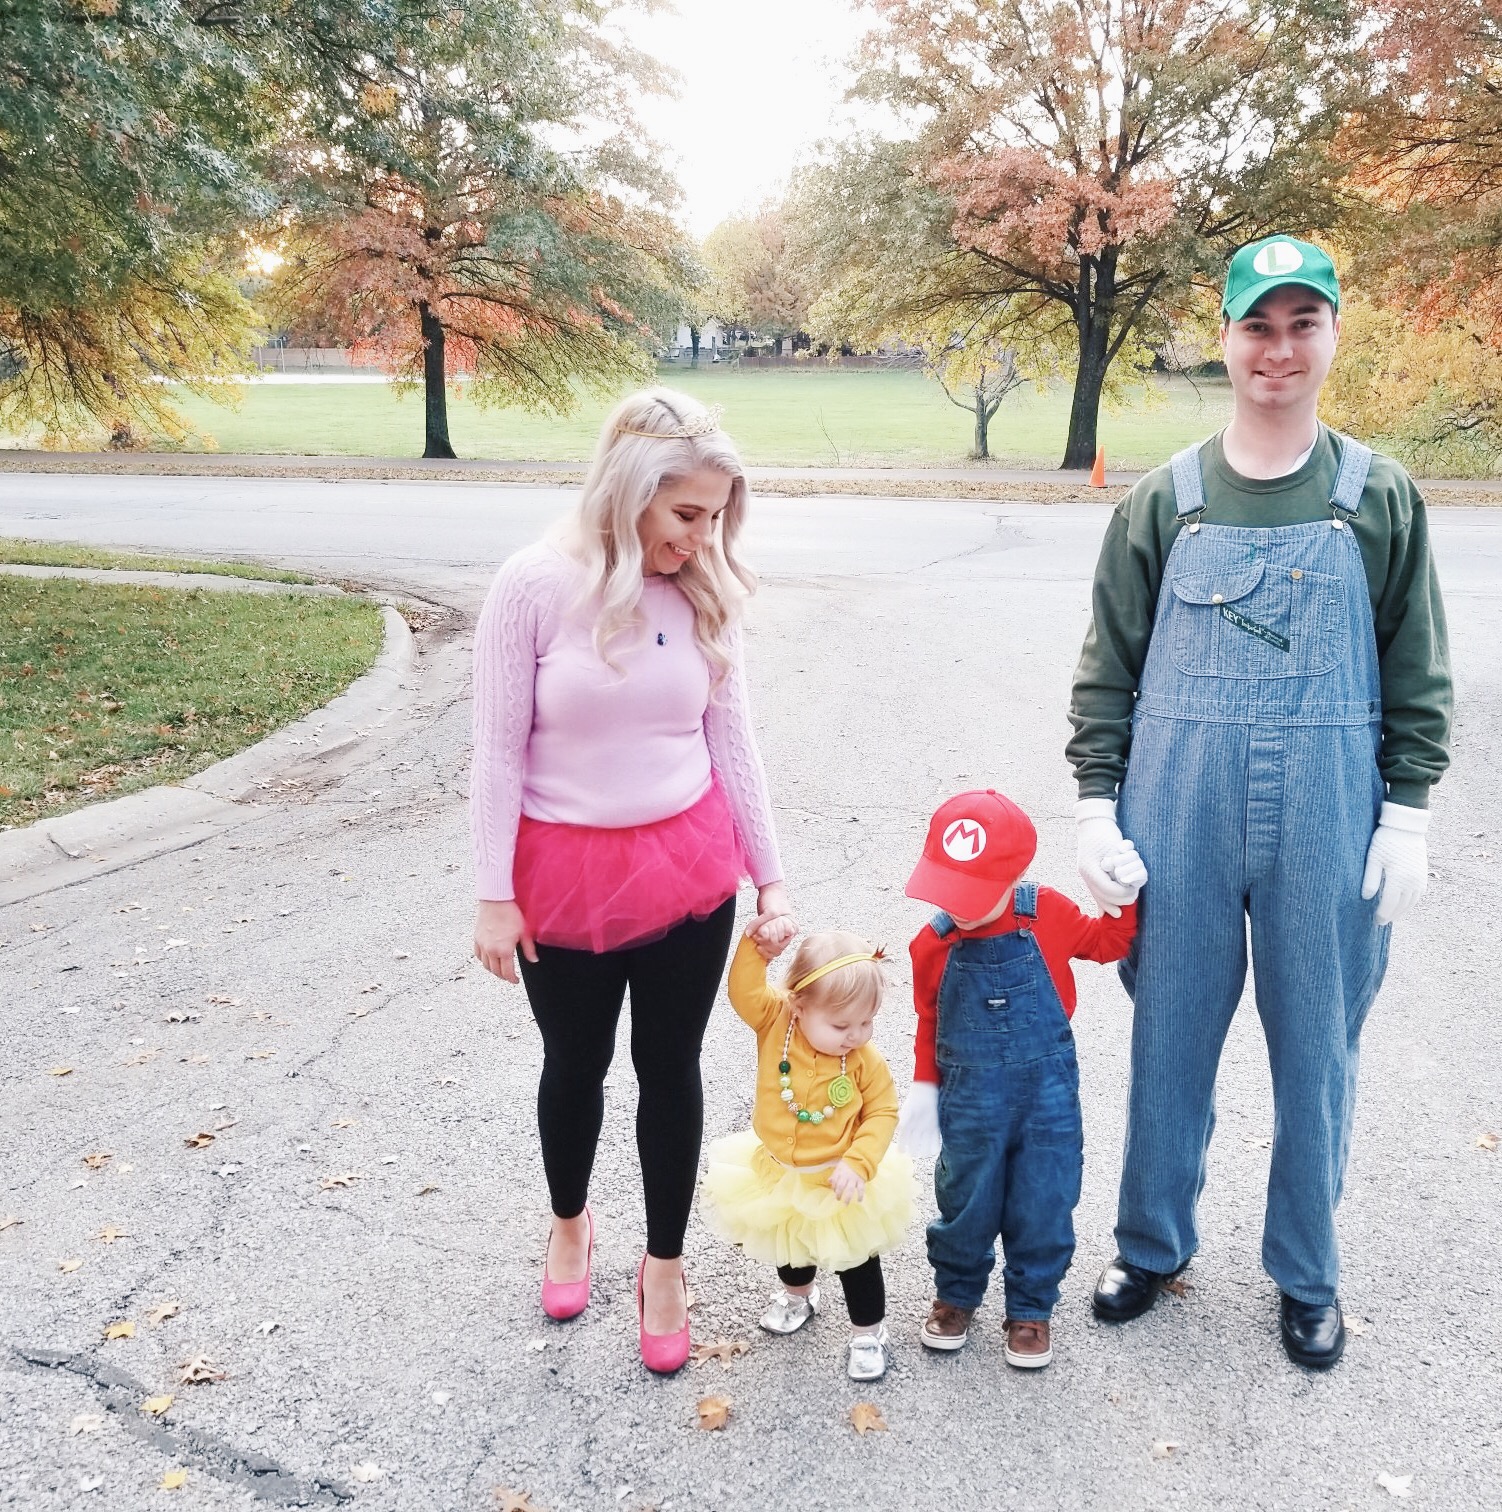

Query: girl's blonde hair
[[784, 930, 886, 1018], [554, 387, 755, 677]]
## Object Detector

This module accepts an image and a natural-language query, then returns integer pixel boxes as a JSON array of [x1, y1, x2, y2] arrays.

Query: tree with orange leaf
[[273, 0, 688, 458], [854, 0, 1363, 467]]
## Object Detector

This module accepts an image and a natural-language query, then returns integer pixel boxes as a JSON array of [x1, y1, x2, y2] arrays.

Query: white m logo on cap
[[1253, 241, 1304, 277], [943, 820, 987, 861]]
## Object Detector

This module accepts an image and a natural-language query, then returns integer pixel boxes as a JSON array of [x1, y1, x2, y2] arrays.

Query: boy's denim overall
[[926, 885, 1083, 1319], [1115, 438, 1389, 1306]]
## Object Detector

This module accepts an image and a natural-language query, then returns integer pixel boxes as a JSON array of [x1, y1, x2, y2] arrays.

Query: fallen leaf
[[331, 1118, 359, 1129], [93, 1226, 129, 1244], [183, 1132, 216, 1149], [82, 1152, 114, 1171], [162, 1011, 200, 1024], [141, 1394, 174, 1417], [103, 1320, 135, 1341], [435, 1075, 461, 1087], [257, 1320, 280, 1336], [1243, 1136, 1273, 1149], [1377, 1471, 1414, 1499], [122, 1050, 160, 1067], [416, 1183, 441, 1197], [0, 1214, 20, 1232], [850, 1401, 889, 1436], [690, 1338, 750, 1369], [77, 1477, 103, 1494], [528, 1338, 546, 1352], [49, 1066, 74, 1077], [214, 1119, 237, 1132], [146, 1300, 180, 1326], [394, 950, 410, 960], [431, 1390, 452, 1407], [160, 1469, 187, 1490], [70, 1412, 104, 1434], [359, 982, 380, 994], [1162, 1277, 1193, 1298], [178, 1355, 227, 1385], [319, 1171, 364, 1190], [245, 1048, 277, 1060], [1478, 1132, 1499, 1152], [59, 1257, 82, 1273], [1150, 1441, 1180, 1460], [695, 1395, 731, 1431], [180, 1055, 211, 1066], [684, 1285, 697, 1310], [1347, 1315, 1370, 1337], [350, 1463, 383, 1483], [206, 995, 240, 1006], [348, 1006, 369, 1019], [493, 1491, 546, 1512]]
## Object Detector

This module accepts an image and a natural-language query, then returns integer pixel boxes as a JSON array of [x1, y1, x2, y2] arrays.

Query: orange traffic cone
[[1089, 445, 1107, 488]]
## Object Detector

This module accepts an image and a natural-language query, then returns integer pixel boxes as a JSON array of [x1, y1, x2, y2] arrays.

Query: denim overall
[[927, 885, 1084, 1319], [1115, 435, 1390, 1306]]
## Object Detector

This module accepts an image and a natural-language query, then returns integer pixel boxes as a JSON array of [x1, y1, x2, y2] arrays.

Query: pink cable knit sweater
[[470, 542, 784, 902]]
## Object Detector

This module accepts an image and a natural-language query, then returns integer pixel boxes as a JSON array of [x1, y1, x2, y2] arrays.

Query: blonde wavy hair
[[785, 930, 887, 1019], [554, 388, 755, 677]]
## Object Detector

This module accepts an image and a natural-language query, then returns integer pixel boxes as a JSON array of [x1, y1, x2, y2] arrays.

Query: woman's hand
[[829, 1160, 866, 1205], [748, 881, 794, 958], [473, 900, 537, 985]]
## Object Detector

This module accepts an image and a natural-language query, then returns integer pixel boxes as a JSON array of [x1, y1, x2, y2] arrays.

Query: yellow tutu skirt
[[700, 1129, 915, 1273]]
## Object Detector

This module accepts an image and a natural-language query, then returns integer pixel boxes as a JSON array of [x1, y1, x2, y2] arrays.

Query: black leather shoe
[[1091, 1255, 1185, 1323], [1279, 1293, 1345, 1369]]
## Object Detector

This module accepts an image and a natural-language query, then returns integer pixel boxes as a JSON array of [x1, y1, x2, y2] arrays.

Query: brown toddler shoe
[[1004, 1317, 1053, 1369], [920, 1300, 974, 1351]]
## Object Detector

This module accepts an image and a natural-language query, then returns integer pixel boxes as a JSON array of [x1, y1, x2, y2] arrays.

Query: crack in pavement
[[12, 1343, 353, 1505]]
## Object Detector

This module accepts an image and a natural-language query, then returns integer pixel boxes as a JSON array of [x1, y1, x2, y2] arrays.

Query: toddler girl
[[701, 927, 914, 1380]]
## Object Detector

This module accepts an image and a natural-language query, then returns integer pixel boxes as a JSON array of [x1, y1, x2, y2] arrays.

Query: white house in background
[[670, 318, 728, 356]]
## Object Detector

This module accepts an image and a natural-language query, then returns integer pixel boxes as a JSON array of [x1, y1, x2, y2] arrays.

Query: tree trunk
[[973, 395, 991, 460], [774, 335, 785, 356], [689, 325, 700, 367], [1062, 258, 1115, 469], [419, 301, 456, 459]]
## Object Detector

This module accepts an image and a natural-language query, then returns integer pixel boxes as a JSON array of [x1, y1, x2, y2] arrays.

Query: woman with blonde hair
[[471, 388, 791, 1373]]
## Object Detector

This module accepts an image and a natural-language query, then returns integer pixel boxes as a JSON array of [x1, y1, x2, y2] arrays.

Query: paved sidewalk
[[2, 496, 1499, 1511]]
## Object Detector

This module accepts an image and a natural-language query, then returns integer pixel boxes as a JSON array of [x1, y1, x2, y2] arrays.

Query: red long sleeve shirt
[[910, 889, 1137, 1084]]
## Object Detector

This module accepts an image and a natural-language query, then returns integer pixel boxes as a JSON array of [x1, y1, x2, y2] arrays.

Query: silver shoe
[[760, 1284, 820, 1335], [846, 1323, 890, 1381]]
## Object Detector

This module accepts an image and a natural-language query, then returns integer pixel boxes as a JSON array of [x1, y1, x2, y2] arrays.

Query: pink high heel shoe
[[637, 1255, 691, 1373], [540, 1207, 593, 1321]]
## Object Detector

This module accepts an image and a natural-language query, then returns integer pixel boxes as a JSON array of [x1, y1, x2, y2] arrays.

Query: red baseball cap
[[906, 789, 1038, 919]]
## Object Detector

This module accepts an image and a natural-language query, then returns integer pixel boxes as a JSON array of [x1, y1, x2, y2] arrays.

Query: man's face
[[1221, 284, 1339, 414]]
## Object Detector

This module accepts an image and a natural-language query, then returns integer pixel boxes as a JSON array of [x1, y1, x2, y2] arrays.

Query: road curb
[[0, 572, 417, 907]]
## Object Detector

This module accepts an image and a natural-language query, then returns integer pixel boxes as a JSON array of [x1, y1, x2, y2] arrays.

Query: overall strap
[[1012, 881, 1038, 921], [1328, 432, 1374, 522], [929, 910, 956, 939], [1169, 443, 1208, 521]]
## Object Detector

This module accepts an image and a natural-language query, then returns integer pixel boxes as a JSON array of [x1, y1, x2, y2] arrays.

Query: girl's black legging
[[777, 1256, 885, 1328], [518, 899, 736, 1259]]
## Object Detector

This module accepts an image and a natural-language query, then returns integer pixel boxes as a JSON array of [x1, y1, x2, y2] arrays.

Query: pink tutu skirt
[[514, 779, 746, 953]]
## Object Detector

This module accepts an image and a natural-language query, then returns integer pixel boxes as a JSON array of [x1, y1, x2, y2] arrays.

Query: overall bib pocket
[[1169, 561, 1345, 679], [935, 958, 1038, 1069]]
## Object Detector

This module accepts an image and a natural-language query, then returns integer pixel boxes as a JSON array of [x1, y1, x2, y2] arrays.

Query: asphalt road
[[2, 476, 1500, 1511]]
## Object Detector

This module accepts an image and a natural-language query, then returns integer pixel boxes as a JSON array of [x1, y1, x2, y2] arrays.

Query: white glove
[[1361, 801, 1430, 927], [897, 1082, 941, 1158], [1077, 798, 1145, 917], [1102, 842, 1148, 897]]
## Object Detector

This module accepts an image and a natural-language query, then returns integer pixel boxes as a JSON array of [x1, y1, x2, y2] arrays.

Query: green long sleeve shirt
[[1067, 427, 1452, 809]]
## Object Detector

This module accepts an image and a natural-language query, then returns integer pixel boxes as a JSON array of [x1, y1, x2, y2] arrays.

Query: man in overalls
[[1066, 236, 1452, 1368]]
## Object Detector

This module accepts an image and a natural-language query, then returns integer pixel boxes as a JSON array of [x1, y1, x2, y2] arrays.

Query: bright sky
[[620, 0, 874, 237]]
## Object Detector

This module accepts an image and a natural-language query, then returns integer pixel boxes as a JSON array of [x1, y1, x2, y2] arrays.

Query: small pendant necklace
[[778, 1020, 855, 1123], [644, 575, 668, 646]]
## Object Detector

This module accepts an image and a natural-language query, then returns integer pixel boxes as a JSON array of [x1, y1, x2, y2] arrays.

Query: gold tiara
[[615, 403, 723, 440], [788, 947, 886, 995]]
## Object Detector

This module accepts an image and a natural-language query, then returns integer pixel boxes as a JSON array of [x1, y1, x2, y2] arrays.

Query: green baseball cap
[[1222, 236, 1340, 321]]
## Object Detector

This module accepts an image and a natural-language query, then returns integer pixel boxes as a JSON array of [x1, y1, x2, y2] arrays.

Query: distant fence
[[250, 345, 365, 372], [249, 346, 918, 375]]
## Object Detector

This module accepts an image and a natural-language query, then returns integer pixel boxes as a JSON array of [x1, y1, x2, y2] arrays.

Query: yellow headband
[[615, 404, 723, 440], [788, 949, 886, 996]]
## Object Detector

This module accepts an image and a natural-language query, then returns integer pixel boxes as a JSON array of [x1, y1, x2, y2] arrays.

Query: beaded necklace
[[777, 1020, 856, 1123]]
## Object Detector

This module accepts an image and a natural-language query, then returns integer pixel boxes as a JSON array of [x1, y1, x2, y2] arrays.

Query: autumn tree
[[272, 0, 687, 458], [700, 209, 811, 354], [855, 0, 1365, 467]]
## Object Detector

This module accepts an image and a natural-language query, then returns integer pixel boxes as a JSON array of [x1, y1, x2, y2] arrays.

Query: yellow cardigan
[[727, 936, 898, 1182]]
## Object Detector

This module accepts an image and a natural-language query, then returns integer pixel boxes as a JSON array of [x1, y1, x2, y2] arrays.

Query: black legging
[[518, 899, 736, 1258], [777, 1256, 886, 1328]]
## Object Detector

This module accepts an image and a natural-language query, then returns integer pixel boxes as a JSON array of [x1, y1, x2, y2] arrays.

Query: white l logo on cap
[[1253, 241, 1304, 277], [943, 819, 987, 861]]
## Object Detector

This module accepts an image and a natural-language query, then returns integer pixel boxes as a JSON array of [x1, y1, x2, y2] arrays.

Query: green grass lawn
[[0, 537, 315, 584], [145, 368, 1233, 469], [0, 577, 383, 829]]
